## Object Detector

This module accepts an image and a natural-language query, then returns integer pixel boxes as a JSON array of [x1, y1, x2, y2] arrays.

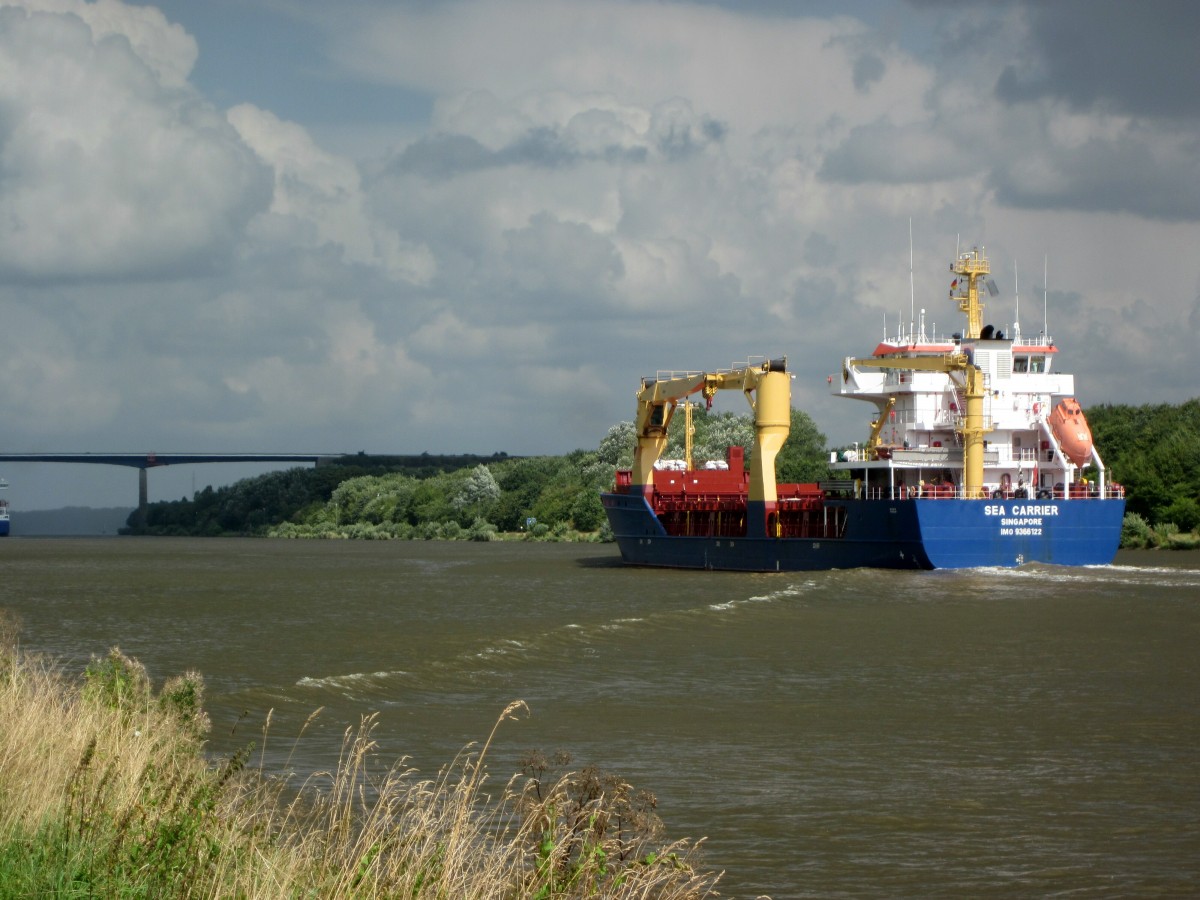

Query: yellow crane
[[630, 358, 790, 509]]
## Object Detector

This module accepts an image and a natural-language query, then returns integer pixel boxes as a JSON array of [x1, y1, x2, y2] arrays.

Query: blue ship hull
[[0, 519, 8, 537], [601, 492, 1124, 571]]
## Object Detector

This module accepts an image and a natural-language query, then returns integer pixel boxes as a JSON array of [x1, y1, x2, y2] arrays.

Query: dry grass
[[0, 617, 724, 898]]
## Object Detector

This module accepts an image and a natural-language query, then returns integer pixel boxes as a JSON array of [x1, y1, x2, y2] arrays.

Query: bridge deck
[[0, 453, 337, 469]]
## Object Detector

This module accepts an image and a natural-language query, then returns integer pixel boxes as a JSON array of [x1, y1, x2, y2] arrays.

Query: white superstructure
[[832, 248, 1116, 502]]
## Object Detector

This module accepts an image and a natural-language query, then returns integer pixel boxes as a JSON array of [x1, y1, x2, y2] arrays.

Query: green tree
[[776, 408, 830, 483], [452, 464, 501, 524], [1159, 497, 1200, 533], [1088, 399, 1200, 525], [492, 457, 572, 531], [407, 472, 463, 525], [596, 421, 636, 468]]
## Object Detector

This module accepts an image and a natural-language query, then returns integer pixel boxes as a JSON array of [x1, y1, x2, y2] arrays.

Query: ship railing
[[653, 369, 705, 382], [1050, 483, 1126, 500], [889, 448, 999, 466], [850, 482, 1125, 502], [1013, 334, 1055, 348], [951, 414, 995, 433], [653, 357, 776, 383]]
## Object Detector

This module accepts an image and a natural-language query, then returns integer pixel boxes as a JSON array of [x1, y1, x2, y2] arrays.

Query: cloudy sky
[[2, 0, 1198, 511]]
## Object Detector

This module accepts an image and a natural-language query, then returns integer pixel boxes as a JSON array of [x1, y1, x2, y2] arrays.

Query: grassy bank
[[1121, 512, 1200, 550], [0, 613, 721, 898]]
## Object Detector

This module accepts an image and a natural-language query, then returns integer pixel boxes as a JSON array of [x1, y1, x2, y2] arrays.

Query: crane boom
[[632, 358, 790, 507]]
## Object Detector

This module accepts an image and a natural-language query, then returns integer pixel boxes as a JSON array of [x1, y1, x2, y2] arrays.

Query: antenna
[[1043, 255, 1049, 341], [1014, 259, 1019, 332], [908, 218, 915, 340]]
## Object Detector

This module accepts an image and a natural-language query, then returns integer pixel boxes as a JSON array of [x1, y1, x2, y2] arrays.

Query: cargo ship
[[601, 247, 1125, 570], [0, 478, 9, 537]]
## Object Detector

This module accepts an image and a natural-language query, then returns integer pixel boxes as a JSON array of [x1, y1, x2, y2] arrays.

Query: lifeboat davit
[[1049, 397, 1094, 467]]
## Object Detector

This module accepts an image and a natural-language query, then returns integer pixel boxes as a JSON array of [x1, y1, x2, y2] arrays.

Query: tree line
[[1085, 399, 1200, 548], [126, 407, 830, 540], [125, 400, 1200, 548]]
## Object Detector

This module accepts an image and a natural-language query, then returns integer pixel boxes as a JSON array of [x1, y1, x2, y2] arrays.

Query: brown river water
[[3, 537, 1199, 898]]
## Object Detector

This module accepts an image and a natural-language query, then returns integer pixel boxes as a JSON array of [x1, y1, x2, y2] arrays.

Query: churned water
[[4, 538, 1199, 898]]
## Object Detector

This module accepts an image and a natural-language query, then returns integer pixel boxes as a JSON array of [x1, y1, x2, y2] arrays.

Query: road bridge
[[0, 452, 341, 525]]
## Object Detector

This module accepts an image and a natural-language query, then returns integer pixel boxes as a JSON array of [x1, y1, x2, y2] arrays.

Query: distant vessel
[[601, 247, 1125, 570], [0, 478, 9, 537]]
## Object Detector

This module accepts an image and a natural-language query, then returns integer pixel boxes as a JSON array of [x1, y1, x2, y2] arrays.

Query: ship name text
[[984, 504, 1060, 518]]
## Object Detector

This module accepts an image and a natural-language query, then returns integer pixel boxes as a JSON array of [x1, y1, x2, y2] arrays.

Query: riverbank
[[0, 623, 720, 899]]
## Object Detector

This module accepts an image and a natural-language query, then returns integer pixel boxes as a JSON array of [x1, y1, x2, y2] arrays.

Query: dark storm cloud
[[993, 0, 1200, 118], [819, 119, 977, 184], [991, 131, 1200, 221], [853, 52, 886, 92], [392, 128, 655, 178], [501, 212, 624, 315], [905, 0, 1200, 221], [390, 118, 733, 180], [655, 115, 727, 159], [389, 130, 628, 179]]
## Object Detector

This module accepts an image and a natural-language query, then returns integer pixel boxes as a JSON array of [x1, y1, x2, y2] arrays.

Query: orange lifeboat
[[1048, 397, 1093, 467]]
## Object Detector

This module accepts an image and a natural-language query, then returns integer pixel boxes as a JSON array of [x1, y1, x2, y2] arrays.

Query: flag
[[950, 278, 959, 290]]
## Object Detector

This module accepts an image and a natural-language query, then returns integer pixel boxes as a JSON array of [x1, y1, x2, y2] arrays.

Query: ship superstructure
[[834, 247, 1112, 504]]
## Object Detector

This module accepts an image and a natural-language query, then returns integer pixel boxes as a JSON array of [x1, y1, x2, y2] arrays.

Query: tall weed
[[0, 630, 724, 898]]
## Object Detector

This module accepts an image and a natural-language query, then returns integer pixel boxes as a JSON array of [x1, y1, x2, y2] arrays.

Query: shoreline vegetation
[[119, 400, 1199, 550], [0, 614, 723, 898]]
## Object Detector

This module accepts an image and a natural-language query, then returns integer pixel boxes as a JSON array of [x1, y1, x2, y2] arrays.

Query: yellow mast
[[960, 364, 988, 498], [683, 400, 695, 471], [747, 367, 790, 507], [953, 247, 990, 340], [953, 247, 992, 494]]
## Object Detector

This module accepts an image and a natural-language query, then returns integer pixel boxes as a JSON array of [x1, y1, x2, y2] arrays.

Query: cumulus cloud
[[0, 1, 271, 281], [11, 0, 198, 86], [321, 0, 930, 138], [229, 104, 436, 283], [0, 302, 121, 433]]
